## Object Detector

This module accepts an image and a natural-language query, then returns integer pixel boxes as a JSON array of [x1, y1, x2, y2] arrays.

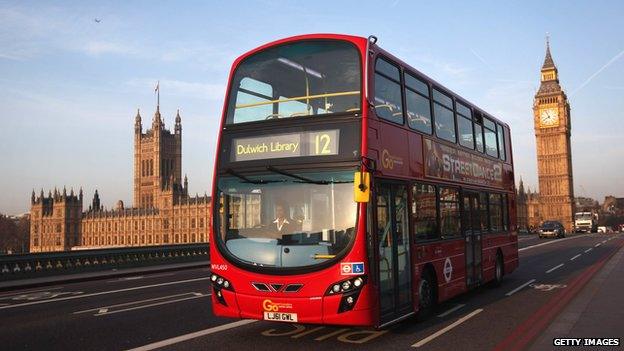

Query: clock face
[[539, 108, 559, 127]]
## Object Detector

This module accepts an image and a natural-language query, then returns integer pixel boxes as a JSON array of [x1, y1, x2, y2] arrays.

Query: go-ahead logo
[[262, 299, 293, 312], [381, 149, 404, 170]]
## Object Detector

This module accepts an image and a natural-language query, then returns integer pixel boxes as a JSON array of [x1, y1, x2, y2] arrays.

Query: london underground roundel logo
[[443, 258, 453, 283], [342, 263, 352, 274]]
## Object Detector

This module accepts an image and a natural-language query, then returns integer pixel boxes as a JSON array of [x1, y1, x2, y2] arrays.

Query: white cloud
[[83, 41, 136, 56]]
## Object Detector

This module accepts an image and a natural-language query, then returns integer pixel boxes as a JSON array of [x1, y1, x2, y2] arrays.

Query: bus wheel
[[416, 270, 436, 321], [493, 253, 504, 287]]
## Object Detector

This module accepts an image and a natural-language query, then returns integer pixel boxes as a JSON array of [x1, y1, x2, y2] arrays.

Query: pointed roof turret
[[135, 108, 142, 124], [542, 35, 555, 70], [175, 109, 181, 124]]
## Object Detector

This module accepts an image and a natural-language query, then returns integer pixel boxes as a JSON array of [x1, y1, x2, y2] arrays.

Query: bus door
[[375, 182, 412, 324], [462, 191, 483, 288]]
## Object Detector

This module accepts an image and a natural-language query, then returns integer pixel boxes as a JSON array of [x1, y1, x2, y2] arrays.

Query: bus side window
[[489, 193, 502, 232], [374, 58, 404, 124], [412, 183, 439, 242], [497, 123, 506, 161], [484, 117, 498, 158], [439, 187, 461, 239], [474, 111, 485, 153], [432, 89, 456, 143]]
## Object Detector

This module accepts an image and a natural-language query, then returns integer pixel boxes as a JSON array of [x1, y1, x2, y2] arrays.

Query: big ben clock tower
[[533, 37, 575, 231]]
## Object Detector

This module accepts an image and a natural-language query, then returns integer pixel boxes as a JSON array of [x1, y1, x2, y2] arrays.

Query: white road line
[[602, 240, 608, 244], [437, 304, 465, 318], [107, 272, 176, 283], [126, 319, 257, 351], [546, 263, 564, 274], [570, 254, 582, 261], [585, 248, 593, 253], [73, 292, 207, 314], [519, 235, 585, 252], [505, 279, 536, 296], [595, 243, 602, 247], [0, 277, 210, 310], [94, 294, 208, 316], [412, 309, 483, 348]]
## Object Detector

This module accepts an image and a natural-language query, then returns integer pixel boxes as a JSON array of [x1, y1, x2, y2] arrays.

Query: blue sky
[[1, 0, 623, 214]]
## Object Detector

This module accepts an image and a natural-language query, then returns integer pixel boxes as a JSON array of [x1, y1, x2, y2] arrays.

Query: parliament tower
[[533, 38, 575, 231]]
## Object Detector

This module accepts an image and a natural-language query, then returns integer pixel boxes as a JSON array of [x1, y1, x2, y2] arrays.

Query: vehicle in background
[[574, 212, 597, 233], [538, 221, 566, 238], [597, 226, 616, 234]]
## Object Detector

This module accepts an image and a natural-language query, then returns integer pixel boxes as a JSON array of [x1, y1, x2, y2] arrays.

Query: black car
[[539, 221, 566, 238]]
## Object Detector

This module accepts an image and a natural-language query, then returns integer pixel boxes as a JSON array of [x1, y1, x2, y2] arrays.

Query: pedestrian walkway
[[530, 237, 624, 349]]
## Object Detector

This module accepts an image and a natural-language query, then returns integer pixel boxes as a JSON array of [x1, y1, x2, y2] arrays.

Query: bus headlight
[[211, 272, 234, 306], [210, 273, 233, 291], [325, 276, 367, 295]]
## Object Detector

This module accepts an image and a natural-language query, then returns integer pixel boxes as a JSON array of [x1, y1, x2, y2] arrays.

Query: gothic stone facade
[[516, 180, 541, 231], [29, 107, 211, 252], [532, 40, 575, 231]]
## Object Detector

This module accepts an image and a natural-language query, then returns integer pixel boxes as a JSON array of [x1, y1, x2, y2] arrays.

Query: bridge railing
[[0, 244, 209, 281]]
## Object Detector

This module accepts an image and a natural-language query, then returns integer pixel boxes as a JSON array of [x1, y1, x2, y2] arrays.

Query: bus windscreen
[[216, 170, 356, 269]]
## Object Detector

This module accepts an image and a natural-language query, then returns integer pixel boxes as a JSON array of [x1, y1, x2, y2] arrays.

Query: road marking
[[411, 309, 483, 348], [0, 277, 209, 310], [437, 304, 465, 318], [570, 254, 582, 261], [602, 240, 607, 244], [529, 283, 567, 292], [94, 294, 208, 316], [519, 235, 585, 252], [585, 248, 593, 253], [107, 272, 176, 283], [595, 243, 602, 247], [98, 308, 108, 314], [73, 292, 208, 315], [546, 263, 564, 274], [126, 320, 257, 351], [0, 287, 64, 300], [505, 279, 536, 297], [315, 328, 350, 341]]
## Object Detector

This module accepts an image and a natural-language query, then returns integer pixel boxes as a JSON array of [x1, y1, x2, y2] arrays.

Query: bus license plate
[[263, 312, 298, 322]]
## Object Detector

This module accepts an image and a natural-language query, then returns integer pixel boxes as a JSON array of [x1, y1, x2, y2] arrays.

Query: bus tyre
[[493, 253, 504, 287], [416, 270, 436, 321]]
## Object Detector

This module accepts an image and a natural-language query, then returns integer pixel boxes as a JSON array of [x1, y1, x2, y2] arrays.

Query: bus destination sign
[[232, 129, 340, 162]]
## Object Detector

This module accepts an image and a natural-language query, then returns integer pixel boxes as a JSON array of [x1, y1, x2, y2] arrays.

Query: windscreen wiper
[[266, 166, 351, 185], [226, 168, 282, 184]]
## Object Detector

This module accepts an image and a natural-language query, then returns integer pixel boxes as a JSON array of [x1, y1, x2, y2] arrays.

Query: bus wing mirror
[[354, 171, 370, 203]]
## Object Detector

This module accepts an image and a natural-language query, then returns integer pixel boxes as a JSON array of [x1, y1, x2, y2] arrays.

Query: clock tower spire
[[533, 36, 575, 231]]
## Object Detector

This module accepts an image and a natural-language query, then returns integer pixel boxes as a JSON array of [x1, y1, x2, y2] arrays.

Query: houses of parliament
[[517, 38, 575, 231], [29, 104, 211, 252]]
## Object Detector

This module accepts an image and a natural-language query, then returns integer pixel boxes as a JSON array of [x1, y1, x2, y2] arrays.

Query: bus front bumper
[[211, 289, 374, 326]]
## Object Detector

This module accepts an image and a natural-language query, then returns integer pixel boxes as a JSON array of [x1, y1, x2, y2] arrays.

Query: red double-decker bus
[[210, 34, 517, 328]]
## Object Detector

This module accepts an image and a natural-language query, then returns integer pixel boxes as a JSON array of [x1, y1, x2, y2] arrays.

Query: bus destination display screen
[[232, 129, 340, 162]]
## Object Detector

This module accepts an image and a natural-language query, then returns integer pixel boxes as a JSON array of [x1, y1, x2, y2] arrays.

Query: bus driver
[[273, 202, 296, 235]]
